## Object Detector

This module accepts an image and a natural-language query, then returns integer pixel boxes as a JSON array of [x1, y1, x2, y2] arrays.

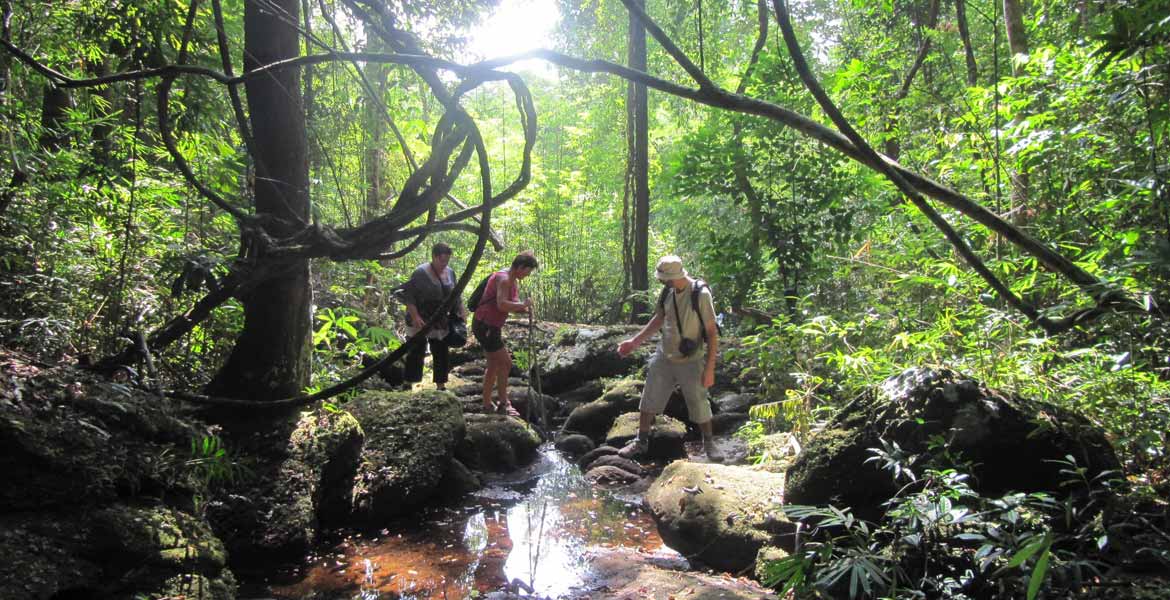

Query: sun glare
[[463, 0, 560, 76]]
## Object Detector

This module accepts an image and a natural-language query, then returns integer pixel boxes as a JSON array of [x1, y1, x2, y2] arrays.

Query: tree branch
[[771, 0, 1054, 329]]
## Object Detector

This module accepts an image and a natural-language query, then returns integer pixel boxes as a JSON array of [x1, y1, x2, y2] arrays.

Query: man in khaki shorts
[[616, 255, 724, 462]]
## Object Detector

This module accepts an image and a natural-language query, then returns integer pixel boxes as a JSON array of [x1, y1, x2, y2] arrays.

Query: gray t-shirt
[[655, 279, 717, 363], [402, 262, 455, 339]]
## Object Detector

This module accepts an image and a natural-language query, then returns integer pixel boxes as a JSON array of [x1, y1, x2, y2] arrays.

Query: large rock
[[455, 413, 542, 472], [436, 458, 482, 497], [347, 390, 465, 523], [555, 380, 606, 405], [539, 325, 649, 394], [0, 354, 235, 599], [605, 413, 686, 460], [713, 392, 757, 414], [0, 505, 236, 600], [565, 547, 781, 599], [554, 433, 595, 458], [645, 461, 794, 573], [208, 406, 363, 563], [505, 386, 560, 423], [0, 374, 201, 512], [563, 377, 643, 441], [785, 367, 1122, 519]]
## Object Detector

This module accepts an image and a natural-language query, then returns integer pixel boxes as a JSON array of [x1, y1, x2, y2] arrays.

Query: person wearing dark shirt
[[401, 242, 466, 391]]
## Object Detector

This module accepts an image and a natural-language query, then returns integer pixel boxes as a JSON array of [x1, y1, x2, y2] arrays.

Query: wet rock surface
[[645, 461, 794, 573], [568, 547, 781, 599], [553, 432, 595, 457]]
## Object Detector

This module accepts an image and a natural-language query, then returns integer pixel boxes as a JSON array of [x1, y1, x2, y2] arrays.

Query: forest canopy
[[0, 0, 1167, 460]]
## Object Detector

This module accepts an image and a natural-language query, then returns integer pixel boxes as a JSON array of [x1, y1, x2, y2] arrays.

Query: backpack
[[466, 272, 495, 312], [657, 279, 722, 340]]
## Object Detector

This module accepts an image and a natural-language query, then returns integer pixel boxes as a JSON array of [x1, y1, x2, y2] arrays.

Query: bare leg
[[495, 350, 512, 409], [482, 350, 503, 410]]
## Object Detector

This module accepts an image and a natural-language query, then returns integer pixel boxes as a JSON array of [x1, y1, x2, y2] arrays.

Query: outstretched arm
[[618, 312, 664, 356]]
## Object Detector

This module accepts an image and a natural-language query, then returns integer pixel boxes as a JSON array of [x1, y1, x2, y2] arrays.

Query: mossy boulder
[[346, 389, 465, 523], [645, 461, 794, 573], [291, 408, 365, 526], [785, 367, 1122, 520], [456, 413, 542, 472], [0, 353, 236, 599], [0, 375, 201, 513], [538, 325, 649, 394], [605, 412, 686, 460], [209, 406, 363, 563], [0, 505, 236, 600], [563, 377, 644, 441]]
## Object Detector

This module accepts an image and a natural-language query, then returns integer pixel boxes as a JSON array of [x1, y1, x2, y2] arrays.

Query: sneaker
[[618, 436, 648, 459], [703, 438, 725, 463]]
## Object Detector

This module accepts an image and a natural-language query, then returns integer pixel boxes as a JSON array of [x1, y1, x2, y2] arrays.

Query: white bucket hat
[[654, 255, 687, 282]]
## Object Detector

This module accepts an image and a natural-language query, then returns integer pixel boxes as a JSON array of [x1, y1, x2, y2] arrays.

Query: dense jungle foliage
[[0, 0, 1167, 596]]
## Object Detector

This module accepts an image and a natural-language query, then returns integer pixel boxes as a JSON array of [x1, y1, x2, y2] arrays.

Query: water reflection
[[255, 446, 668, 600]]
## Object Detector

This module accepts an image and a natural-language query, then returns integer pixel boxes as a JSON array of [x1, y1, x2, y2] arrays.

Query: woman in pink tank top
[[472, 251, 539, 416]]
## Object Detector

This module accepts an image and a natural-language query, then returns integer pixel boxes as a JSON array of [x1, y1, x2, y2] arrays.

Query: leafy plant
[[186, 434, 247, 489], [764, 448, 1125, 599]]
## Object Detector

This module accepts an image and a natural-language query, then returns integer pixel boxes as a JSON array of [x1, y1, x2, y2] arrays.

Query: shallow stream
[[240, 446, 677, 599]]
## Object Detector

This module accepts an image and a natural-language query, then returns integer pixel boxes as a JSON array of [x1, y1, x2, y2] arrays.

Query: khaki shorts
[[638, 353, 712, 424]]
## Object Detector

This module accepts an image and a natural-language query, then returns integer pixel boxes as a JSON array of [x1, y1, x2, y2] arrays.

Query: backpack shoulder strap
[[690, 279, 707, 309], [656, 286, 670, 312]]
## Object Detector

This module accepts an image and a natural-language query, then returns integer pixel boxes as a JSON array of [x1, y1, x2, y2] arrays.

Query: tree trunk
[[628, 0, 650, 323], [955, 0, 978, 85], [884, 0, 939, 160], [0, 0, 25, 217], [1002, 0, 1030, 220], [363, 36, 390, 222], [38, 85, 70, 151], [206, 0, 312, 401], [1003, 0, 1028, 70]]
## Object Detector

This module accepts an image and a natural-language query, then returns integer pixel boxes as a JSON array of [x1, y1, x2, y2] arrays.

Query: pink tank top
[[474, 270, 517, 327]]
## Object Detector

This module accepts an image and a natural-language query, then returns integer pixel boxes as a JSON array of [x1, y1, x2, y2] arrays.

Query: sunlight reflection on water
[[254, 445, 671, 600]]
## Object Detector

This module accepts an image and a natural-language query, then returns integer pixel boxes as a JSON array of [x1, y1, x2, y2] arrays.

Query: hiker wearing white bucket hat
[[617, 255, 724, 463]]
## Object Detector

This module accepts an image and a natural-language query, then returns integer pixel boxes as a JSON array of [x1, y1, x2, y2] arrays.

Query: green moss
[[347, 390, 466, 518], [607, 413, 684, 440], [601, 377, 643, 403], [552, 326, 578, 346], [92, 505, 227, 570]]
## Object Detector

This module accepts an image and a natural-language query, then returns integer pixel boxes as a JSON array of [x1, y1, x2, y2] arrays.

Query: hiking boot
[[703, 438, 725, 463], [618, 436, 648, 459]]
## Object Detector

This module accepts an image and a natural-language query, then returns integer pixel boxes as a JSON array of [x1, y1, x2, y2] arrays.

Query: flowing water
[[241, 446, 676, 599]]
